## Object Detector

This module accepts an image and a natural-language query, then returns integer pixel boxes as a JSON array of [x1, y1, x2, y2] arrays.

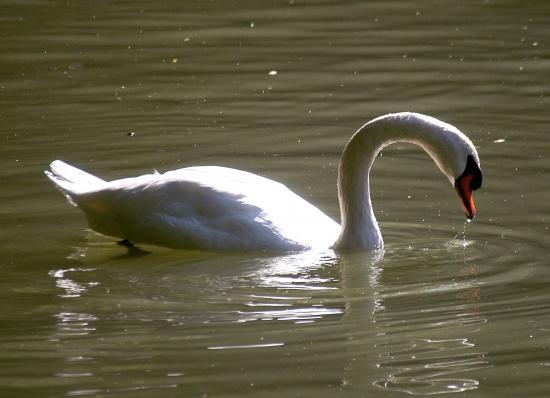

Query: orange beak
[[455, 174, 476, 220]]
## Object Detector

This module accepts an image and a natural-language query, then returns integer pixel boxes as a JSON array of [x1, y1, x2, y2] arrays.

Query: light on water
[[447, 221, 475, 249], [208, 343, 285, 350], [2, 1, 550, 397]]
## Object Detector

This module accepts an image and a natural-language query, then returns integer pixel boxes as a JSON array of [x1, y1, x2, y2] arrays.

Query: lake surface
[[2, 0, 550, 396]]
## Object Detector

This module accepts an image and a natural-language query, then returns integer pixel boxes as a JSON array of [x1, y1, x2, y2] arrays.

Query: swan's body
[[46, 112, 482, 253], [47, 162, 340, 251]]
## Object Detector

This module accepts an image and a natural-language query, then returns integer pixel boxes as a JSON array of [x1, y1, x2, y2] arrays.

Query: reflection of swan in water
[[45, 112, 482, 253], [235, 249, 386, 324], [235, 249, 352, 323], [49, 241, 489, 394]]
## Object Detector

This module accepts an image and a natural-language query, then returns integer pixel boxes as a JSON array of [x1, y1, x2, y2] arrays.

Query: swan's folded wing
[[71, 166, 339, 251], [162, 167, 340, 249]]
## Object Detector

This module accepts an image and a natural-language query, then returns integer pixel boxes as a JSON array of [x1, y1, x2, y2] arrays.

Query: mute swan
[[45, 112, 482, 252]]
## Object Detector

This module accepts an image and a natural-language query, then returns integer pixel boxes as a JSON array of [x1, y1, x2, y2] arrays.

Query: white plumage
[[46, 161, 339, 251]]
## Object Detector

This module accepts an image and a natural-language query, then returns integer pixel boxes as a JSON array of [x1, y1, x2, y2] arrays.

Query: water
[[2, 0, 550, 396]]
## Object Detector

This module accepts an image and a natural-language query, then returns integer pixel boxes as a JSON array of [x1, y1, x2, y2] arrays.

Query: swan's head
[[453, 153, 482, 220], [413, 114, 482, 220]]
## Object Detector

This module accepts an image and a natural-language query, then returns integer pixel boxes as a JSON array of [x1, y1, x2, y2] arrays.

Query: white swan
[[45, 112, 482, 253]]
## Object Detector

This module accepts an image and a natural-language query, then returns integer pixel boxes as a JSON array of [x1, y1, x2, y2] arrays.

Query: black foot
[[114, 238, 150, 258], [117, 239, 134, 248]]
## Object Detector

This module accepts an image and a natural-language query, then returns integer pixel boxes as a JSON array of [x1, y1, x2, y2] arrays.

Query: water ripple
[[374, 338, 490, 395]]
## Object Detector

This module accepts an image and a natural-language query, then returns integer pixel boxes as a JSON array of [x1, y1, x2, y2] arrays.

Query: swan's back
[[46, 161, 340, 252]]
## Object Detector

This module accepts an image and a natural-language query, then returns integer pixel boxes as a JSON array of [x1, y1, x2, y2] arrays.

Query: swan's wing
[[76, 166, 340, 251], [168, 167, 341, 246]]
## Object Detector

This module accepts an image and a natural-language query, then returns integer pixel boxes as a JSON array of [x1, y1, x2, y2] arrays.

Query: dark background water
[[2, 1, 550, 397]]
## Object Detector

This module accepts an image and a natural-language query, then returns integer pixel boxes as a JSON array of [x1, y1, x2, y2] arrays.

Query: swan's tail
[[45, 160, 107, 205]]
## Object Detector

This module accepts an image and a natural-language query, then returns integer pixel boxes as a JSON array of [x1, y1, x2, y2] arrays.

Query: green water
[[2, 1, 550, 397]]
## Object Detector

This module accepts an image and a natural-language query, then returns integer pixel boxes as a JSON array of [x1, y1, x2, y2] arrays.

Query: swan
[[45, 112, 482, 253]]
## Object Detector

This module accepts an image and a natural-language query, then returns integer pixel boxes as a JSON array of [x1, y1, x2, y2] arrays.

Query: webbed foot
[[114, 238, 150, 257]]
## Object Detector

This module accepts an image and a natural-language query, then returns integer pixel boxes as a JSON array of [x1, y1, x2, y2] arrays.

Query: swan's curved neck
[[333, 113, 460, 252]]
